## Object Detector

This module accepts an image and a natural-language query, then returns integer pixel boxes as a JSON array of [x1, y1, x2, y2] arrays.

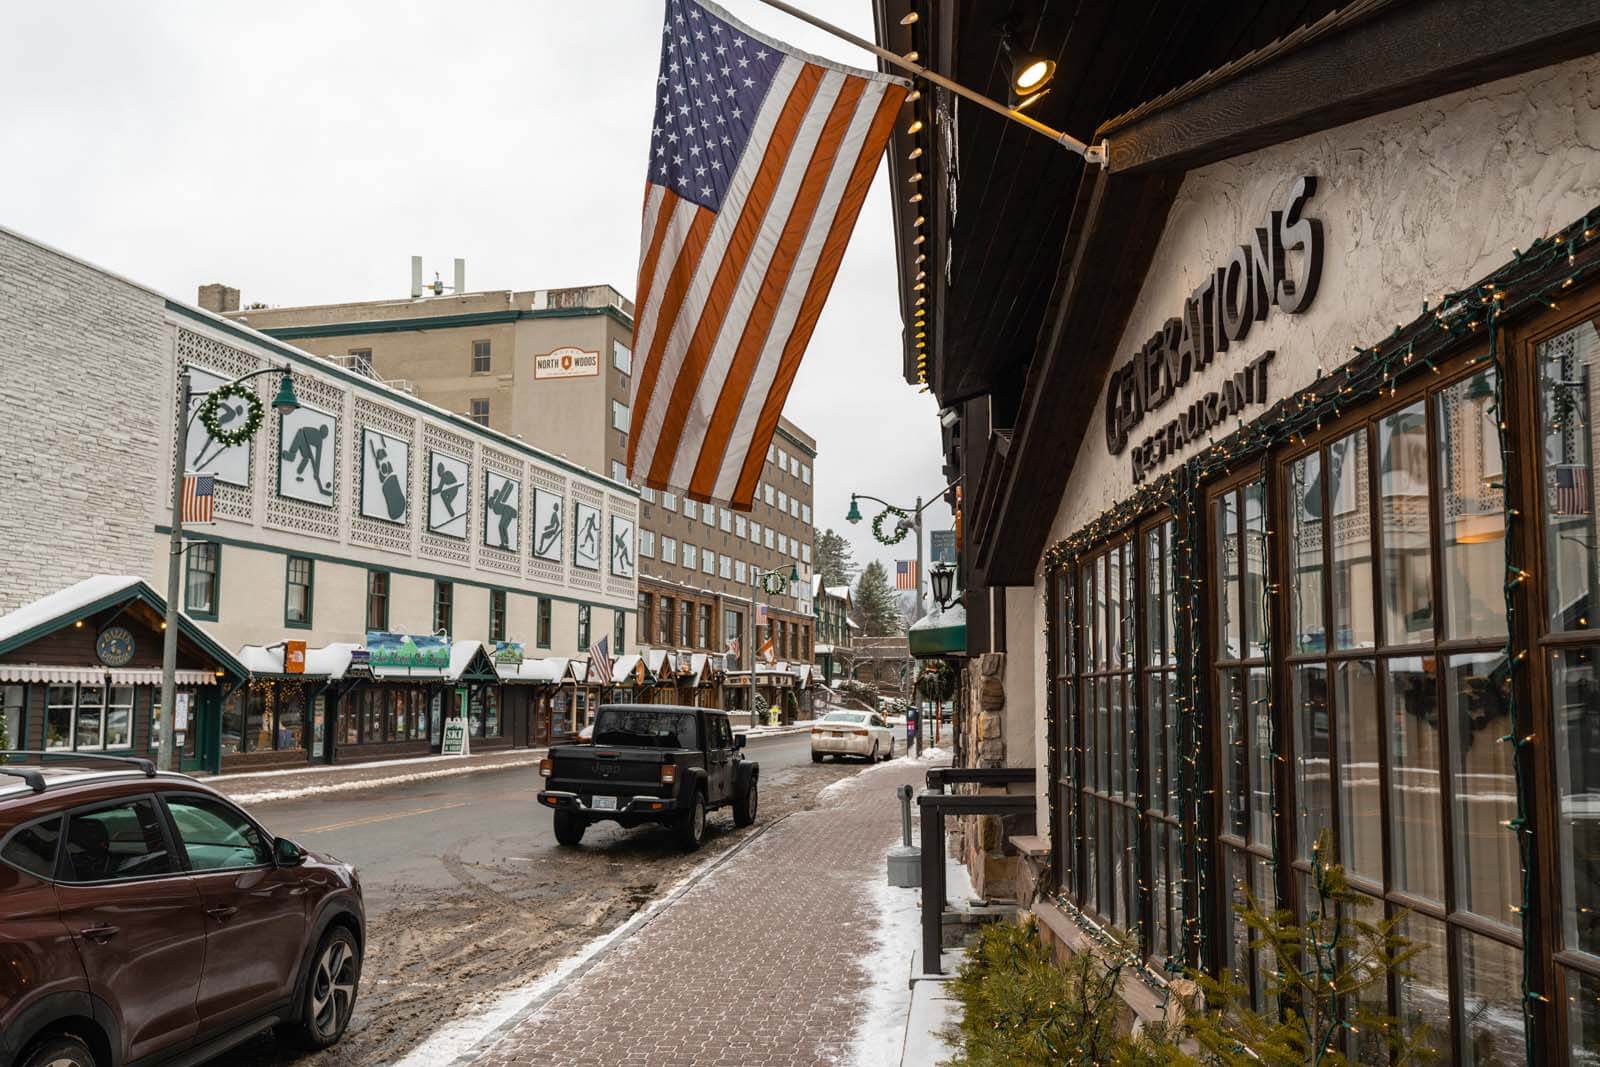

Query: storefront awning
[[236, 642, 364, 681], [497, 657, 566, 684], [908, 603, 967, 658]]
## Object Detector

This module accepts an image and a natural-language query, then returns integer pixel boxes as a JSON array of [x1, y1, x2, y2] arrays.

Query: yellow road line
[[298, 801, 469, 835]]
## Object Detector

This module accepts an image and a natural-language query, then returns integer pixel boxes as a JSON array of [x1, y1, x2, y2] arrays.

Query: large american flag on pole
[[628, 0, 908, 509]]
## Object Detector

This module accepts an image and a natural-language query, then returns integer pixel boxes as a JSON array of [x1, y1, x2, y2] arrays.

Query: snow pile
[[227, 757, 540, 805], [847, 876, 924, 1066]]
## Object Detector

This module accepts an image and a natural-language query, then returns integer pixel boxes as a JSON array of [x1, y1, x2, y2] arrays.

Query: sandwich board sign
[[442, 717, 470, 757]]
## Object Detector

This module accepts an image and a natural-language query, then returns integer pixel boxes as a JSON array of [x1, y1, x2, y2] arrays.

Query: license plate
[[591, 795, 618, 811]]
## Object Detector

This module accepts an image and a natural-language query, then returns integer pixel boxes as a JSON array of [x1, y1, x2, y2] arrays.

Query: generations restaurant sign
[[1107, 176, 1325, 482]]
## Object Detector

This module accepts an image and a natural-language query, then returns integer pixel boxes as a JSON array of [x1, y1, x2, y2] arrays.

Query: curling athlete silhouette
[[487, 479, 519, 550]]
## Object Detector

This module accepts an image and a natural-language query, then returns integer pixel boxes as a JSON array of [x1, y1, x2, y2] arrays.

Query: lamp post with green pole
[[844, 479, 958, 625], [159, 363, 298, 772], [749, 562, 799, 727]]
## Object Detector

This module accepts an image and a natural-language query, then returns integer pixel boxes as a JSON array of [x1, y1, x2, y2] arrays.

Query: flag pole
[[745, 0, 1107, 165]]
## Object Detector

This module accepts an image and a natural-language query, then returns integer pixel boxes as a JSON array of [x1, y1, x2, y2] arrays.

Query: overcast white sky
[[0, 0, 952, 583]]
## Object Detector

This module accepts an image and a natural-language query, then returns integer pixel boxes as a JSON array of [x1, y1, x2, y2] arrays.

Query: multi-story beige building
[[218, 279, 818, 696]]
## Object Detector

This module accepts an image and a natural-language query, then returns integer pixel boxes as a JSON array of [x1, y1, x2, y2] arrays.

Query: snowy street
[[218, 728, 905, 1066]]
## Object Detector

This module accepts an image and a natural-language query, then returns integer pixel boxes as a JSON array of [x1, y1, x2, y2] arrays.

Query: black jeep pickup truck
[[537, 704, 758, 850]]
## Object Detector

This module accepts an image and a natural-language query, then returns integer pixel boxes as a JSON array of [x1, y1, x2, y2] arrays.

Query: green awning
[[908, 604, 966, 658]]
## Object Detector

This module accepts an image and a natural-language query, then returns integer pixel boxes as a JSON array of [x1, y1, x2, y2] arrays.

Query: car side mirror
[[734, 734, 747, 750], [274, 837, 306, 867]]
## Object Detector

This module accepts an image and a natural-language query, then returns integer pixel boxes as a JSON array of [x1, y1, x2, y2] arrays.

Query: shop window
[[699, 604, 713, 649], [435, 581, 453, 636], [614, 611, 626, 656], [679, 601, 692, 647], [338, 692, 359, 747], [285, 556, 314, 628], [367, 571, 390, 632], [578, 605, 591, 650], [660, 597, 675, 645], [538, 598, 552, 649], [1, 685, 22, 750], [185, 542, 219, 619], [489, 590, 507, 642], [222, 690, 244, 755]]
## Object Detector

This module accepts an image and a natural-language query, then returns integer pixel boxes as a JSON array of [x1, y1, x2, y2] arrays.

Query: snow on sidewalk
[[459, 753, 947, 1067]]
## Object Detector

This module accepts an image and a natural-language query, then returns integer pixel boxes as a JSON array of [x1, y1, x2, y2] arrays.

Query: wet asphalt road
[[248, 730, 820, 910]]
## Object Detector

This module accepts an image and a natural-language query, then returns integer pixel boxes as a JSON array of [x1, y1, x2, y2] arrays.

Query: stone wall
[[956, 652, 1034, 901], [0, 227, 168, 612]]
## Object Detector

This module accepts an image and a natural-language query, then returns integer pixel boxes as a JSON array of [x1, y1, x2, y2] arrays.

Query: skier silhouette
[[280, 422, 330, 494], [613, 528, 634, 574], [579, 511, 600, 564], [486, 479, 519, 550]]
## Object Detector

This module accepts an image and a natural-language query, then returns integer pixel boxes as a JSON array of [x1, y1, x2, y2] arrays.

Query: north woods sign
[[1106, 176, 1325, 482]]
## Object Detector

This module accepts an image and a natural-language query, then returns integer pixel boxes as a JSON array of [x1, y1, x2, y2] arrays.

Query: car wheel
[[811, 750, 823, 763], [733, 779, 758, 827], [553, 808, 586, 846], [867, 740, 879, 763], [880, 738, 893, 761], [19, 1034, 97, 1067], [677, 792, 707, 850], [290, 925, 361, 1050]]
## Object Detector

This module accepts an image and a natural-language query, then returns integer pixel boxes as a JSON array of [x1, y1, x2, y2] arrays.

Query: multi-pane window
[[1537, 318, 1600, 1057], [577, 605, 591, 650], [640, 530, 656, 557], [537, 597, 552, 649], [736, 515, 748, 538], [489, 590, 507, 642], [720, 556, 732, 579], [699, 604, 713, 648], [683, 544, 698, 571], [1, 685, 22, 752], [366, 571, 389, 631], [45, 685, 132, 751], [1280, 362, 1512, 1060], [703, 550, 715, 575], [736, 560, 747, 583], [434, 580, 453, 635], [612, 339, 632, 375], [724, 609, 741, 660], [614, 611, 626, 655], [471, 339, 491, 373], [1210, 477, 1274, 1013], [662, 492, 677, 512], [662, 537, 677, 564], [185, 542, 219, 617], [721, 510, 732, 533], [679, 601, 693, 648], [659, 596, 675, 644], [1142, 518, 1183, 967], [684, 499, 698, 520], [285, 556, 313, 626], [611, 401, 628, 432], [639, 593, 653, 643], [470, 398, 490, 425]]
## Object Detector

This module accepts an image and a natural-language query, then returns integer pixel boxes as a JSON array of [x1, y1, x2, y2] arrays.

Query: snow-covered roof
[[910, 602, 967, 631], [825, 585, 852, 600], [0, 574, 246, 679], [497, 657, 565, 683], [643, 648, 673, 676], [236, 642, 362, 680], [612, 653, 643, 684], [845, 618, 861, 630], [0, 575, 146, 648]]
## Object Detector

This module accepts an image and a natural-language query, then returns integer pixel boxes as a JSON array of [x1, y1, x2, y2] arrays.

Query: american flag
[[182, 473, 215, 524], [627, 0, 908, 508], [1555, 465, 1591, 516], [895, 559, 918, 590], [588, 635, 614, 688]]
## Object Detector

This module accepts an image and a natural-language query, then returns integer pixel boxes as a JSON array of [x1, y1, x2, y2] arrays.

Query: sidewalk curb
[[438, 811, 797, 1066]]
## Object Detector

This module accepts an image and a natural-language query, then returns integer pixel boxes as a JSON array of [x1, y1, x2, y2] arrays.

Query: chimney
[[454, 257, 466, 295], [411, 256, 423, 298], [197, 284, 240, 314]]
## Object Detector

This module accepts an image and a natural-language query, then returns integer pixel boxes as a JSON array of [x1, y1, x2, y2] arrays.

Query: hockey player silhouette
[[280, 422, 330, 495]]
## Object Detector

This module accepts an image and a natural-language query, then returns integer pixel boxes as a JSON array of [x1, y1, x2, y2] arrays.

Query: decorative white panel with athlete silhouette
[[574, 501, 601, 571], [360, 428, 410, 524], [610, 515, 636, 578], [427, 451, 469, 537], [277, 404, 336, 507], [532, 488, 564, 562], [185, 366, 250, 487], [483, 471, 521, 552]]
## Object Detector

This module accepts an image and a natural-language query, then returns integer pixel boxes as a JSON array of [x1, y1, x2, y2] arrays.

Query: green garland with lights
[[1039, 204, 1600, 1058], [198, 382, 264, 447], [872, 506, 910, 545]]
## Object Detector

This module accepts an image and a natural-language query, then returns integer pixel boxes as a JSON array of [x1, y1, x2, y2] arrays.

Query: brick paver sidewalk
[[468, 757, 935, 1067]]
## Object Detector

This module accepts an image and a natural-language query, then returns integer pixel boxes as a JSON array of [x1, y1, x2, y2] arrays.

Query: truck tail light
[[539, 757, 552, 777], [660, 764, 677, 786]]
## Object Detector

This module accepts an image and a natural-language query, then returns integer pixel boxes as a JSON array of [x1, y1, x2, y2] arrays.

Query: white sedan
[[811, 711, 895, 763]]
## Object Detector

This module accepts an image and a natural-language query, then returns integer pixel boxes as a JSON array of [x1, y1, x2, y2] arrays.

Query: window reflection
[[1379, 402, 1434, 643], [1386, 657, 1443, 903], [1397, 912, 1451, 1053], [1218, 493, 1242, 658], [1336, 659, 1381, 884], [1330, 428, 1375, 649], [1438, 370, 1506, 639], [1447, 652, 1518, 929], [1540, 321, 1600, 634], [1288, 452, 1325, 654], [1293, 664, 1331, 861], [1459, 930, 1524, 1066], [1553, 645, 1600, 956]]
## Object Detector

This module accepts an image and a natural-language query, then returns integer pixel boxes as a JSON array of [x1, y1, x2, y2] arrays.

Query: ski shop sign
[[1106, 176, 1325, 482]]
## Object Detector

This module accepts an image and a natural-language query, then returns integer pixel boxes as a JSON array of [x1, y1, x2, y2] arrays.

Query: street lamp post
[[748, 562, 799, 726], [159, 363, 298, 772], [845, 479, 959, 624]]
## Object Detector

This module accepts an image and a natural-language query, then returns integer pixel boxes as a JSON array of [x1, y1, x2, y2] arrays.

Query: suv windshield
[[592, 709, 700, 749]]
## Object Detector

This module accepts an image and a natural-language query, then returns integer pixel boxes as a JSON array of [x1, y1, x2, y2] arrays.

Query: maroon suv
[[0, 753, 364, 1067]]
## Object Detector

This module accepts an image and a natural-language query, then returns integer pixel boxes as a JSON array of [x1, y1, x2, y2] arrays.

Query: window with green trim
[[285, 556, 313, 627], [489, 590, 507, 642], [185, 542, 219, 618], [577, 605, 592, 650], [366, 571, 389, 632], [434, 581, 453, 636], [537, 598, 552, 649]]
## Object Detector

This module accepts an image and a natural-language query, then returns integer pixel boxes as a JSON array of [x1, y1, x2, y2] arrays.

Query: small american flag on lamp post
[[181, 474, 215, 525]]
